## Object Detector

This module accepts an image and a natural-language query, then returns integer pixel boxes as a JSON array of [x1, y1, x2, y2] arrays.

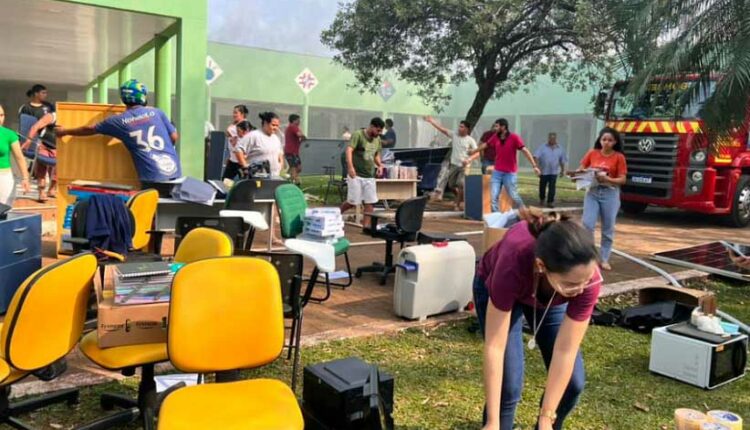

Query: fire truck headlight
[[691, 171, 703, 182], [691, 150, 707, 163]]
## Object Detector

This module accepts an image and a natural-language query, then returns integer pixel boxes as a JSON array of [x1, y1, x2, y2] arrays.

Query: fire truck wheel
[[728, 175, 750, 228], [621, 201, 648, 215]]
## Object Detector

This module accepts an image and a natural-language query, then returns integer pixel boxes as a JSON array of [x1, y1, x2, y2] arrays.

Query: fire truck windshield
[[610, 79, 716, 120]]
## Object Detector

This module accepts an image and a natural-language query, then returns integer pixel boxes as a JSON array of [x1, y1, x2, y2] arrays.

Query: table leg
[[268, 202, 275, 251]]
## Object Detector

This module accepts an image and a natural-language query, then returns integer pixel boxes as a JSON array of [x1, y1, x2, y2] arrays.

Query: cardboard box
[[483, 222, 508, 253], [95, 268, 169, 348], [638, 285, 716, 314]]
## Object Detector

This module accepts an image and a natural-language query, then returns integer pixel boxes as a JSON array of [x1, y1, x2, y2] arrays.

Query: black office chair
[[323, 151, 348, 204], [356, 196, 428, 285], [174, 216, 249, 252], [238, 250, 304, 391], [223, 179, 266, 247]]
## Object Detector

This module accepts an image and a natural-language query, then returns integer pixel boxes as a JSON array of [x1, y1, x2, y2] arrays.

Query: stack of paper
[[301, 208, 345, 244], [570, 168, 601, 191]]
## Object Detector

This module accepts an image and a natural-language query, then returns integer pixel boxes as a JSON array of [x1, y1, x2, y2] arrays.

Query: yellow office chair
[[78, 228, 234, 430], [157, 257, 303, 430], [128, 189, 162, 253], [173, 227, 235, 263], [0, 253, 97, 429]]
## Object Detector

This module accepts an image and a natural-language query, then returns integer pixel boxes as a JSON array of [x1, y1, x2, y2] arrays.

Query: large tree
[[321, 0, 612, 126]]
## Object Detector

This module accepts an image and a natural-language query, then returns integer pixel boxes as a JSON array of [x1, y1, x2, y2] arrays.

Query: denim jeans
[[491, 170, 524, 212], [582, 186, 621, 263], [474, 275, 586, 430], [539, 174, 558, 204]]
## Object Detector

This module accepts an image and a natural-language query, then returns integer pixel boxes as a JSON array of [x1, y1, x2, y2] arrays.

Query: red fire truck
[[598, 76, 750, 227]]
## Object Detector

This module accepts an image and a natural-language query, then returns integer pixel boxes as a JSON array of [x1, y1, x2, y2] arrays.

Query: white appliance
[[393, 241, 476, 321], [649, 323, 747, 389]]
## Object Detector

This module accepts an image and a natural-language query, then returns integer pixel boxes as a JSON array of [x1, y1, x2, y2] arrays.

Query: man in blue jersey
[[58, 79, 182, 187]]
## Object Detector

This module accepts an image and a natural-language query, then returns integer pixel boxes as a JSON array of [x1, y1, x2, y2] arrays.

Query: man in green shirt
[[340, 117, 385, 228]]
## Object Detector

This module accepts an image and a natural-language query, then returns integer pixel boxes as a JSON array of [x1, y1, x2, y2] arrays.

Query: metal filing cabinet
[[0, 213, 42, 313]]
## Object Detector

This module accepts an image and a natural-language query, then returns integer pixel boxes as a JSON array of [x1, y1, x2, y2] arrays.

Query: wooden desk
[[376, 179, 418, 201], [355, 179, 419, 222]]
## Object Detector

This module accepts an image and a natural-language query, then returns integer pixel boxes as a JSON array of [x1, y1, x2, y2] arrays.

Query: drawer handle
[[13, 248, 28, 255], [13, 227, 28, 233]]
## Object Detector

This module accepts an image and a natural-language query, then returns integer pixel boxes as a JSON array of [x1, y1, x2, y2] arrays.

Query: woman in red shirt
[[577, 127, 627, 270]]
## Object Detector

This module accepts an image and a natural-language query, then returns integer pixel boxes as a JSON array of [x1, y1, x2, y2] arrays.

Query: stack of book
[[300, 208, 345, 244], [113, 262, 174, 305]]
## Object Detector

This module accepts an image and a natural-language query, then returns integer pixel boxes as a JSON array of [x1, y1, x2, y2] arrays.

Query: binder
[[115, 262, 171, 279]]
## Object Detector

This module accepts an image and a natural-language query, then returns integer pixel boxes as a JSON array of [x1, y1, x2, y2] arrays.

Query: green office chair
[[275, 184, 352, 305]]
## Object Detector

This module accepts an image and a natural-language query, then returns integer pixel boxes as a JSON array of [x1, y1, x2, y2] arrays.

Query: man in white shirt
[[424, 116, 477, 211]]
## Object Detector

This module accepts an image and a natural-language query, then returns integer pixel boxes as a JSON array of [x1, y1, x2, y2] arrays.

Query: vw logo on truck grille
[[638, 137, 656, 153]]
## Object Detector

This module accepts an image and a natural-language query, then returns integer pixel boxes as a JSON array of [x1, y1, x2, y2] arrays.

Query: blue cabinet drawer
[[0, 215, 41, 266], [0, 257, 41, 314]]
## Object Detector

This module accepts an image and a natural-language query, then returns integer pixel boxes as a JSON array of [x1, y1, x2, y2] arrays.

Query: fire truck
[[597, 76, 750, 227]]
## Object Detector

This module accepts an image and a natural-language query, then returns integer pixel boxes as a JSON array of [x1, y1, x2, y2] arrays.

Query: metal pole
[[302, 93, 310, 136]]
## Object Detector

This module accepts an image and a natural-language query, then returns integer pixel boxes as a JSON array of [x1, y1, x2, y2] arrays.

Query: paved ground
[[7, 191, 749, 397]]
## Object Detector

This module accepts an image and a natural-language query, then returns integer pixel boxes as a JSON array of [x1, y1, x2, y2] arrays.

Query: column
[[97, 75, 108, 104], [117, 63, 131, 88], [302, 93, 310, 136], [155, 35, 173, 119], [85, 85, 94, 103]]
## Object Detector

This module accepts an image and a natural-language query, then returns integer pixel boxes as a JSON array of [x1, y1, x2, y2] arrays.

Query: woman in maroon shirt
[[476, 210, 602, 430]]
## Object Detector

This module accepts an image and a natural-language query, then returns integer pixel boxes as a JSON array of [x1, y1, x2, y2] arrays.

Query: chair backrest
[[167, 257, 284, 372], [0, 253, 96, 371], [396, 196, 428, 233], [174, 216, 247, 251], [242, 251, 303, 317], [275, 184, 307, 239], [224, 179, 258, 211], [127, 189, 159, 251], [173, 227, 234, 264]]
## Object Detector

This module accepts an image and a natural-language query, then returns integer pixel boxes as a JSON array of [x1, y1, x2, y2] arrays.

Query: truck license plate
[[632, 176, 653, 184]]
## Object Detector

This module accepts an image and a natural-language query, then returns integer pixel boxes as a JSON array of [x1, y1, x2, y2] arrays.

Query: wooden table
[[354, 179, 419, 222], [376, 179, 418, 201]]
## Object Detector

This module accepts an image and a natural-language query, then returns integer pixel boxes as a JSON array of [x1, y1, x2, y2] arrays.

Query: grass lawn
[[298, 171, 584, 208], [18, 278, 749, 429]]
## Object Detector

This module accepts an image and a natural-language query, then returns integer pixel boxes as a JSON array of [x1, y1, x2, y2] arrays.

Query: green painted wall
[[63, 0, 208, 178], [124, 42, 594, 119], [207, 43, 435, 115]]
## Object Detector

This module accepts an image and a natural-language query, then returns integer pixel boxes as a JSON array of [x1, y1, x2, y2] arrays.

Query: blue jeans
[[474, 276, 586, 430], [582, 186, 620, 263], [491, 170, 524, 212]]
